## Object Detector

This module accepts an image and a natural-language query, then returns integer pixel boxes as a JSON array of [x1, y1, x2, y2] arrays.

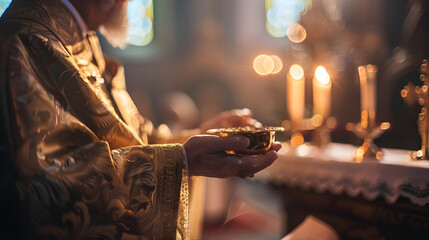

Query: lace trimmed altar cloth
[[256, 142, 429, 206]]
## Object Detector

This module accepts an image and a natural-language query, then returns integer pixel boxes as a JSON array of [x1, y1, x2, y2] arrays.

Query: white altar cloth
[[256, 142, 429, 206]]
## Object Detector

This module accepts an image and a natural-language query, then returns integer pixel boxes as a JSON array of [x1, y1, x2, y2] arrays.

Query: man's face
[[99, 0, 129, 49]]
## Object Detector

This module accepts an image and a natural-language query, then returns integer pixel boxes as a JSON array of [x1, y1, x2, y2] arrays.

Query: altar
[[255, 143, 429, 240]]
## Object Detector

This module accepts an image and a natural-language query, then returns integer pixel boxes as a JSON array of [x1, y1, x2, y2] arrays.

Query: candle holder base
[[346, 120, 390, 162], [311, 115, 336, 148], [354, 139, 383, 162], [282, 115, 336, 148], [408, 150, 429, 161], [312, 125, 330, 148]]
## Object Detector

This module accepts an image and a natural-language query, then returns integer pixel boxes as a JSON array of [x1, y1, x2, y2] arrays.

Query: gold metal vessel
[[207, 127, 284, 155]]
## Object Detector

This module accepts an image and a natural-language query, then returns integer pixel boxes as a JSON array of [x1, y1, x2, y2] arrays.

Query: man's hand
[[184, 135, 281, 178], [199, 108, 262, 133]]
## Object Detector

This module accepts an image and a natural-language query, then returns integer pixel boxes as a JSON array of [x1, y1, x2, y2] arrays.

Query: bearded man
[[0, 0, 281, 239]]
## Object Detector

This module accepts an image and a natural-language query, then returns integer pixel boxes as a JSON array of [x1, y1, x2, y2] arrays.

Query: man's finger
[[271, 142, 282, 152], [234, 108, 252, 117], [231, 150, 278, 174]]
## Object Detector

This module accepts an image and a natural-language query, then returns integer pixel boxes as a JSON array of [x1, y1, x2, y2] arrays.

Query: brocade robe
[[0, 0, 189, 239]]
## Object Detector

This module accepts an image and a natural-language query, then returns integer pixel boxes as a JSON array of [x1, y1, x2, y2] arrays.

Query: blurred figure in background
[[162, 91, 200, 135]]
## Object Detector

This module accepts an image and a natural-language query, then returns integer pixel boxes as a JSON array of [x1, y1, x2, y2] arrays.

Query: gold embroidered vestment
[[0, 0, 189, 239]]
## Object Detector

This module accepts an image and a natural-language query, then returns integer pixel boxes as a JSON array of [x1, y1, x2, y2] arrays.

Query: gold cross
[[401, 59, 429, 160]]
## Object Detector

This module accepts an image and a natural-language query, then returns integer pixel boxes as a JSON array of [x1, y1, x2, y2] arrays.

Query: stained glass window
[[265, 0, 311, 38], [1, 0, 153, 47], [126, 0, 154, 46], [0, 0, 11, 16]]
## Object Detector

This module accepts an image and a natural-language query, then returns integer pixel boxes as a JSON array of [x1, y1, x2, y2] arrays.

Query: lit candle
[[366, 65, 377, 112], [287, 64, 305, 127], [358, 65, 377, 112], [358, 66, 368, 111], [313, 66, 331, 119]]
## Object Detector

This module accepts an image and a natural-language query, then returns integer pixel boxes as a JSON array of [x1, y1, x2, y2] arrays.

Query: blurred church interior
[[2, 0, 427, 239], [99, 0, 429, 239]]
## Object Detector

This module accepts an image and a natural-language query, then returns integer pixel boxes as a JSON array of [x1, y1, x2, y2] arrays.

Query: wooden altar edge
[[264, 184, 429, 240]]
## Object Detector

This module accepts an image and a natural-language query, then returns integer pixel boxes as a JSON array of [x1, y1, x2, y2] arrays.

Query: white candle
[[313, 66, 331, 119], [358, 66, 368, 111], [287, 64, 305, 127], [366, 65, 377, 112], [358, 65, 377, 112]]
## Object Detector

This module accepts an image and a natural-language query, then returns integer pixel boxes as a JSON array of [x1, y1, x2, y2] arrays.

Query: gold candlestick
[[348, 64, 389, 162], [401, 59, 429, 160], [282, 115, 336, 148], [310, 114, 336, 148], [347, 110, 390, 162]]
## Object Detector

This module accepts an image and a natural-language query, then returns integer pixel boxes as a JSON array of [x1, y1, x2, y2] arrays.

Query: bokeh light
[[267, 7, 299, 29], [270, 55, 283, 74], [290, 64, 304, 80], [315, 66, 330, 85], [287, 23, 307, 43], [126, 0, 154, 46], [254, 55, 274, 76], [296, 144, 311, 157], [254, 54, 284, 76], [291, 133, 304, 147], [265, 0, 311, 38]]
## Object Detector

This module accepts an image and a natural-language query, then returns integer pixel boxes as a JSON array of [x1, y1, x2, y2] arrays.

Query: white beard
[[99, 1, 129, 49]]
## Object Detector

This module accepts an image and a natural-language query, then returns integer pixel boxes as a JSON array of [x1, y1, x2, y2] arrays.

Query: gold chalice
[[207, 127, 284, 155]]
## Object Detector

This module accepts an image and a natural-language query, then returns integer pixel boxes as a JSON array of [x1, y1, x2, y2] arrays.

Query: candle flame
[[366, 64, 378, 73], [358, 66, 367, 82], [315, 66, 330, 85], [290, 64, 304, 80]]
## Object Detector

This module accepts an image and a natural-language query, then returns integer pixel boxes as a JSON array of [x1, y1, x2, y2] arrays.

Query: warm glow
[[290, 64, 304, 80], [311, 114, 323, 127], [287, 23, 307, 43], [296, 144, 311, 157], [380, 122, 391, 131], [270, 55, 283, 74], [315, 66, 330, 85], [253, 54, 275, 76], [355, 147, 365, 163], [376, 152, 383, 160], [263, 56, 275, 74], [416, 150, 424, 158], [290, 133, 304, 147], [367, 64, 378, 73]]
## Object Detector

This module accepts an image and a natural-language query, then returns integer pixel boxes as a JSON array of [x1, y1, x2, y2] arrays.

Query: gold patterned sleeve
[[0, 29, 188, 239], [111, 144, 187, 239], [104, 58, 192, 239]]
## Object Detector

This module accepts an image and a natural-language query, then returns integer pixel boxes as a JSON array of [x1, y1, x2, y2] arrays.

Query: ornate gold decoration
[[207, 127, 284, 155], [401, 59, 429, 160], [346, 110, 390, 162], [282, 115, 336, 148], [0, 0, 189, 238], [347, 65, 390, 162]]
